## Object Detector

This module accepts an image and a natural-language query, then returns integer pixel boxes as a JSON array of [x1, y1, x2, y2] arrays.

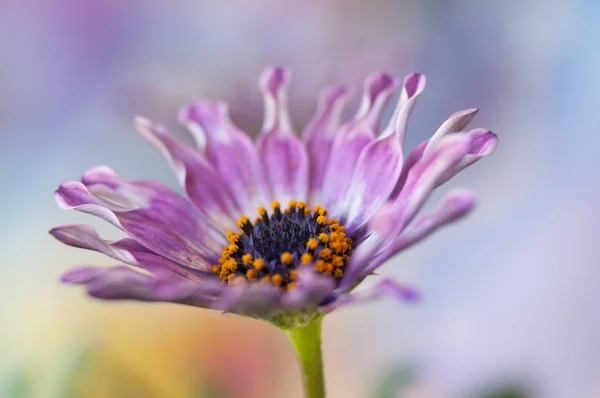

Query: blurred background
[[1, 0, 599, 397]]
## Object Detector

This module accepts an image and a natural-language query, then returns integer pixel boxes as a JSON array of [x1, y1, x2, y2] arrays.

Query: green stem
[[285, 317, 326, 398]]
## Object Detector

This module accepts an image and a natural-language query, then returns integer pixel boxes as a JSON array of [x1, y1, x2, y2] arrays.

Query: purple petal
[[302, 86, 348, 204], [282, 267, 336, 310], [336, 232, 387, 293], [423, 108, 479, 154], [61, 265, 218, 306], [323, 278, 419, 312], [55, 167, 224, 270], [343, 133, 403, 232], [375, 135, 472, 248], [380, 73, 426, 147], [135, 116, 241, 230], [49, 224, 205, 277], [257, 67, 309, 203], [436, 128, 499, 186], [361, 189, 476, 276], [390, 110, 488, 198], [321, 73, 398, 215], [215, 283, 283, 317], [178, 101, 270, 215]]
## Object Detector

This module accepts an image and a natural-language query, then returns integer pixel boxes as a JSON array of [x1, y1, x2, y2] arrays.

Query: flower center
[[211, 201, 353, 289]]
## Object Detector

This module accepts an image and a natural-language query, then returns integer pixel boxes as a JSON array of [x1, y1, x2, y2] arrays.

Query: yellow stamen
[[318, 233, 329, 243], [314, 260, 326, 273], [272, 274, 283, 286], [253, 258, 265, 270], [281, 252, 293, 265], [271, 201, 280, 210], [317, 215, 327, 225], [319, 248, 332, 260], [306, 238, 318, 250], [257, 206, 267, 217], [332, 255, 344, 267], [237, 215, 250, 228], [334, 268, 344, 278], [288, 200, 297, 208], [226, 231, 239, 243], [290, 270, 298, 280], [301, 253, 313, 264], [242, 253, 253, 265], [286, 282, 298, 290], [246, 269, 257, 280]]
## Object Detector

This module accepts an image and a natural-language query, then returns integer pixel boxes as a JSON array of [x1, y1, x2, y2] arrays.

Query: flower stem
[[286, 317, 326, 398]]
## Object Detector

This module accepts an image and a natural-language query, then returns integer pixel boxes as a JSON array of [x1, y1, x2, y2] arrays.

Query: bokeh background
[[1, 0, 599, 397]]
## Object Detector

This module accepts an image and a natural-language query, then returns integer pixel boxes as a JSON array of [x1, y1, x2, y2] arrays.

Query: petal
[[376, 134, 472, 248], [379, 73, 427, 146], [423, 108, 479, 154], [436, 128, 499, 186], [257, 67, 309, 203], [361, 189, 476, 277], [321, 73, 398, 214], [341, 74, 428, 232], [323, 278, 419, 312], [178, 101, 270, 215], [336, 232, 386, 293], [215, 283, 283, 318], [55, 167, 224, 270], [302, 86, 348, 204], [61, 266, 218, 307], [281, 267, 336, 310], [49, 224, 206, 278], [342, 133, 403, 232], [134, 116, 241, 230], [391, 109, 487, 198]]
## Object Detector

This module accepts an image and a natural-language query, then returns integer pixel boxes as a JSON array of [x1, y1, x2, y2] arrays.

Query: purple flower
[[50, 67, 497, 326]]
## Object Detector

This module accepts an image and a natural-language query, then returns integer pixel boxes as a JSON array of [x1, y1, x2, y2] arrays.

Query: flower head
[[51, 67, 497, 327]]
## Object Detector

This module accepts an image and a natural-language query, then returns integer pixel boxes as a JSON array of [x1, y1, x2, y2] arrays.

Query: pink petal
[[257, 67, 309, 203], [178, 101, 270, 215], [135, 116, 241, 230]]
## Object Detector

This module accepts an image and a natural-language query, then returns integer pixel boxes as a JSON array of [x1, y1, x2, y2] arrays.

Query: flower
[[50, 67, 497, 327]]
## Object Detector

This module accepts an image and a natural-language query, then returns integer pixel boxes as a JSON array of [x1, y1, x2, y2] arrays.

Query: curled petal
[[178, 101, 270, 214], [260, 66, 293, 134], [61, 266, 218, 306], [436, 128, 498, 186], [55, 167, 224, 270], [322, 73, 398, 215], [258, 67, 309, 203], [49, 224, 206, 277], [380, 73, 426, 146], [54, 181, 121, 228], [302, 86, 348, 203], [391, 111, 490, 198], [323, 278, 419, 312], [135, 116, 241, 230], [376, 135, 472, 248], [423, 108, 479, 155]]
